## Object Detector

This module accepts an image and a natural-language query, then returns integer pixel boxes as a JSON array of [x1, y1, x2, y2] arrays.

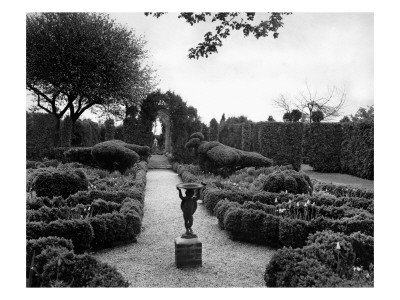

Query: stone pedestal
[[175, 236, 202, 268]]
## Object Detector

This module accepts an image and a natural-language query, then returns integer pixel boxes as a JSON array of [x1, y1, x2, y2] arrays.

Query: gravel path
[[93, 168, 275, 287]]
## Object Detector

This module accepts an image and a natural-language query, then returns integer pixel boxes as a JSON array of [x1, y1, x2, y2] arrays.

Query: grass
[[301, 164, 374, 191]]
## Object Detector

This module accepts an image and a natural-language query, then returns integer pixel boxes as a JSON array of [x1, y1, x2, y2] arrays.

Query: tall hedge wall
[[306, 123, 343, 173], [341, 121, 374, 179], [218, 123, 243, 149], [258, 122, 304, 171]]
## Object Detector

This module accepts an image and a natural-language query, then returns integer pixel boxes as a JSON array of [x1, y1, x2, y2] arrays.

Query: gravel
[[92, 169, 276, 287]]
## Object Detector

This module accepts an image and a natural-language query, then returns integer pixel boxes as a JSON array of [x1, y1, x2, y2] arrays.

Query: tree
[[290, 109, 302, 122], [283, 112, 292, 122], [145, 12, 291, 59], [209, 118, 219, 141], [267, 115, 275, 122], [274, 83, 346, 123], [104, 119, 115, 141], [220, 113, 226, 125], [295, 82, 346, 123], [340, 115, 351, 122], [311, 110, 324, 123], [27, 13, 154, 146], [351, 105, 374, 122]]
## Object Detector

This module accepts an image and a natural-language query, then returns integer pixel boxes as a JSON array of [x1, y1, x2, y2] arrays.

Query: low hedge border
[[264, 230, 374, 287], [214, 200, 374, 249]]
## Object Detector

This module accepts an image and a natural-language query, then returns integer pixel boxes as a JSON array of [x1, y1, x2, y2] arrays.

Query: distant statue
[[177, 187, 199, 238], [153, 138, 158, 147]]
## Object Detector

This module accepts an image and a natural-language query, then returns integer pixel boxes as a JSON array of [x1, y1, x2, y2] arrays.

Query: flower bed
[[26, 160, 148, 287], [174, 163, 374, 287]]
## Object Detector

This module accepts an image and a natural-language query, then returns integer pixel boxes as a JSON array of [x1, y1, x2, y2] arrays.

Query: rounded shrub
[[32, 169, 89, 199], [41, 252, 129, 287], [263, 170, 312, 195], [223, 208, 244, 237], [91, 140, 139, 173], [64, 147, 97, 166], [189, 132, 204, 141]]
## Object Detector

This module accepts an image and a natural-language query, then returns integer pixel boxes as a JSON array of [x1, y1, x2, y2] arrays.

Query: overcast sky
[[108, 12, 373, 124], [26, 12, 374, 125]]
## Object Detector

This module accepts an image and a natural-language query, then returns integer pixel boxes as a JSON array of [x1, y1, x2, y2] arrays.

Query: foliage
[[104, 119, 115, 141], [32, 169, 88, 199], [258, 122, 303, 171], [26, 112, 57, 159], [209, 118, 219, 141], [311, 110, 324, 123], [350, 105, 374, 122], [41, 252, 129, 287], [262, 169, 312, 194], [306, 123, 342, 172], [27, 12, 154, 146], [64, 147, 97, 167], [267, 115, 275, 122], [313, 182, 374, 199], [60, 116, 72, 147], [341, 121, 374, 179], [145, 13, 291, 59], [91, 140, 139, 173]]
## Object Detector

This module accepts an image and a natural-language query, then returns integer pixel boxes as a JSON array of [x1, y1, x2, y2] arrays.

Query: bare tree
[[273, 94, 293, 114], [295, 82, 346, 123]]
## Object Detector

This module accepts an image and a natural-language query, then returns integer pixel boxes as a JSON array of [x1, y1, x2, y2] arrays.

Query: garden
[[24, 12, 374, 288]]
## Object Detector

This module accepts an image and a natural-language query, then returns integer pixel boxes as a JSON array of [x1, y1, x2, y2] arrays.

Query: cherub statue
[[177, 187, 199, 238]]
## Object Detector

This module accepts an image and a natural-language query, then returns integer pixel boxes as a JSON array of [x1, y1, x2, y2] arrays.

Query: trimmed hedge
[[262, 169, 312, 195], [26, 219, 94, 253], [306, 123, 343, 172], [314, 182, 374, 199], [64, 147, 97, 166], [341, 121, 374, 179], [264, 230, 374, 287], [91, 140, 139, 173], [32, 169, 89, 199], [214, 200, 374, 248], [41, 252, 129, 287], [258, 122, 303, 171]]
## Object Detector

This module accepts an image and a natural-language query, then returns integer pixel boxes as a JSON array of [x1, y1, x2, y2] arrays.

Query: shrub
[[341, 121, 373, 179], [185, 137, 201, 150], [32, 169, 89, 199], [314, 182, 374, 199], [26, 236, 74, 275], [263, 170, 312, 195], [264, 247, 343, 287], [64, 147, 97, 166], [91, 140, 139, 173], [305, 230, 355, 278], [41, 252, 129, 287], [26, 206, 71, 223], [258, 122, 303, 171], [306, 123, 342, 172], [349, 232, 374, 270], [189, 132, 204, 141], [203, 188, 252, 213], [279, 218, 309, 248], [91, 199, 121, 216], [240, 209, 267, 243], [27, 219, 94, 253], [27, 160, 37, 169], [223, 208, 244, 238], [261, 214, 281, 247]]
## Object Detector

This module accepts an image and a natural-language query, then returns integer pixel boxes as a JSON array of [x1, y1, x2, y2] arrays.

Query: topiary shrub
[[64, 147, 97, 166], [91, 140, 139, 173], [32, 169, 89, 199], [263, 169, 312, 195], [189, 132, 204, 141], [187, 138, 272, 176], [223, 208, 244, 238]]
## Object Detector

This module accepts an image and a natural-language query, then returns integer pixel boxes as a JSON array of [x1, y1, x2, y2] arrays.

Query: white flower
[[336, 242, 341, 250], [275, 198, 278, 203], [297, 202, 299, 207]]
